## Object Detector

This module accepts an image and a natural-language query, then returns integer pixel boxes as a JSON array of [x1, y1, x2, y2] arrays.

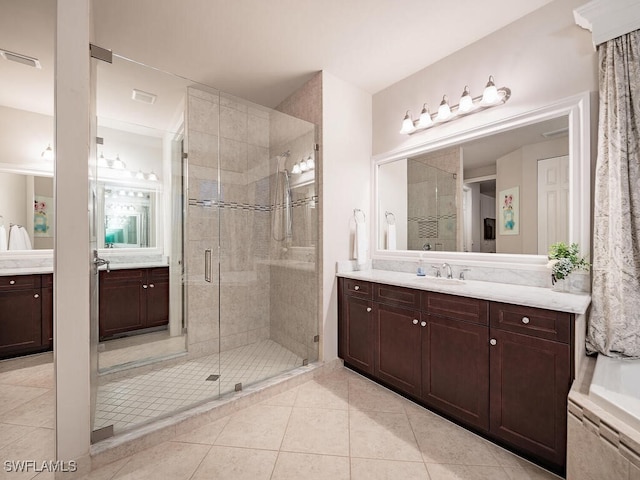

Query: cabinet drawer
[[490, 302, 571, 343], [374, 283, 421, 310], [0, 275, 41, 291], [423, 291, 489, 325], [99, 268, 146, 284], [343, 279, 372, 299]]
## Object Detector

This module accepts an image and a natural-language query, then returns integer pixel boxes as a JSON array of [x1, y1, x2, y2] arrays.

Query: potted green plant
[[547, 242, 590, 292]]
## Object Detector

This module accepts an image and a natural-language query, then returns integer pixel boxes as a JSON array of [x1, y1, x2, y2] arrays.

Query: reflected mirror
[[378, 115, 571, 255]]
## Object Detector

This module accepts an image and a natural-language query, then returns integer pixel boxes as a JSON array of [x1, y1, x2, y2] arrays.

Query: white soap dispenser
[[417, 253, 426, 276]]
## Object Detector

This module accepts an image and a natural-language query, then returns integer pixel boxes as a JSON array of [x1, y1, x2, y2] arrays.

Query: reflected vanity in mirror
[[374, 93, 591, 265]]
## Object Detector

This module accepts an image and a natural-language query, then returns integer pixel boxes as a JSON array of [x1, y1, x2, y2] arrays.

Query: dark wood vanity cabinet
[[338, 277, 574, 473], [338, 278, 375, 374], [421, 291, 490, 431], [0, 274, 48, 358], [489, 302, 572, 470], [99, 267, 169, 340]]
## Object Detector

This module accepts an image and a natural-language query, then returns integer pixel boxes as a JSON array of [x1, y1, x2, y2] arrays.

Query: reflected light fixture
[[41, 144, 54, 161], [112, 154, 126, 169], [400, 75, 511, 135], [147, 171, 158, 182], [135, 170, 145, 180], [306, 154, 315, 170]]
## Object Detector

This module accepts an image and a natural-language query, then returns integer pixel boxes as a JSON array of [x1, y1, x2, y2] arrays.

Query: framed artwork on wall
[[499, 186, 519, 235]]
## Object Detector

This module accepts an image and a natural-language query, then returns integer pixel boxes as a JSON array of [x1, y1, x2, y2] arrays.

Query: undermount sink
[[417, 276, 465, 286]]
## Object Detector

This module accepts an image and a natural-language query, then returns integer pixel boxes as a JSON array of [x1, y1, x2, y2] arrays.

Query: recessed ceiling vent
[[132, 88, 157, 105], [541, 127, 569, 139], [0, 48, 41, 69]]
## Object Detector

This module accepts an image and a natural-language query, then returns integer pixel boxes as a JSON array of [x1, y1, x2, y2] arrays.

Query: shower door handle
[[204, 249, 212, 283]]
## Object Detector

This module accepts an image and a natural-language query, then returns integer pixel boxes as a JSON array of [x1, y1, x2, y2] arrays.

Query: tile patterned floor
[[0, 357, 562, 480], [85, 367, 562, 480], [95, 339, 303, 432]]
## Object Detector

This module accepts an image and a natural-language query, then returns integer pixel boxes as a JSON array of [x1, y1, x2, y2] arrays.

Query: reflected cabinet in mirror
[[375, 93, 591, 262]]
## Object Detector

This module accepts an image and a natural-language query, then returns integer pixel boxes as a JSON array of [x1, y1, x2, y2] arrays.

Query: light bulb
[[299, 158, 308, 172], [482, 75, 500, 105], [417, 104, 433, 129], [399, 110, 416, 134], [135, 170, 145, 180], [306, 154, 315, 170], [436, 96, 452, 122], [147, 171, 158, 181], [137, 192, 144, 198], [113, 155, 125, 169], [292, 163, 301, 174], [458, 86, 474, 113], [98, 152, 108, 168]]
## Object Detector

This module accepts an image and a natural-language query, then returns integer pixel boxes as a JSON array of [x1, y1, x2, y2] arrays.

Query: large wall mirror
[[374, 93, 591, 265]]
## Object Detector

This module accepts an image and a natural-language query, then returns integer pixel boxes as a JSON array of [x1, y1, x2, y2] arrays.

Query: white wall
[[321, 71, 372, 361], [0, 105, 54, 169], [372, 0, 597, 156], [0, 172, 27, 230], [55, 0, 92, 465]]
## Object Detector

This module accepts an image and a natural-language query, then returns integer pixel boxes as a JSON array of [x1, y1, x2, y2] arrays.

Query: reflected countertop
[[337, 269, 591, 315]]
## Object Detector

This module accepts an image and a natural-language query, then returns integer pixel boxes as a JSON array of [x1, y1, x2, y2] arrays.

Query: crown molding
[[574, 0, 640, 46]]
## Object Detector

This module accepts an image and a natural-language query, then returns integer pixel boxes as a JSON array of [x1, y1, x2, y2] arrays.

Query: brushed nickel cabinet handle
[[149, 284, 155, 288], [412, 319, 418, 325], [490, 339, 497, 346], [142, 284, 148, 289], [354, 285, 360, 291], [522, 316, 530, 324], [421, 321, 427, 327], [366, 307, 372, 313], [34, 294, 39, 299], [9, 280, 15, 285]]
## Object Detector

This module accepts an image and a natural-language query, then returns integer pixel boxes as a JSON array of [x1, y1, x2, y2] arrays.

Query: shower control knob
[[490, 339, 497, 346], [521, 316, 530, 324], [354, 285, 360, 291], [366, 307, 372, 313], [34, 294, 39, 299], [412, 319, 418, 325]]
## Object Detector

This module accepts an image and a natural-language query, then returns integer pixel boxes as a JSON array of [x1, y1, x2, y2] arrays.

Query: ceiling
[[1, 0, 554, 118]]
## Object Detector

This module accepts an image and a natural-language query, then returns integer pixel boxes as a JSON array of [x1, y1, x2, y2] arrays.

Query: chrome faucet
[[442, 263, 453, 279]]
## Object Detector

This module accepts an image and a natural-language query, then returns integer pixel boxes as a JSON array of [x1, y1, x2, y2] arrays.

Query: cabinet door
[[490, 328, 570, 469], [99, 269, 146, 340], [375, 303, 422, 397], [0, 288, 42, 357], [341, 295, 375, 374], [422, 315, 489, 430], [145, 267, 169, 328]]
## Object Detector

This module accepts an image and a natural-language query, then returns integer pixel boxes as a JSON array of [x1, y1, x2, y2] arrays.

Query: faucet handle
[[459, 268, 470, 280], [431, 265, 441, 278]]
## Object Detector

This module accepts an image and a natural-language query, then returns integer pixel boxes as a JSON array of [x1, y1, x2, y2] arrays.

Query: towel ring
[[385, 211, 396, 225], [353, 208, 365, 223]]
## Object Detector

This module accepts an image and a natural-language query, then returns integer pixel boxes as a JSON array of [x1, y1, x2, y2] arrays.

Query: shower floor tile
[[94, 339, 303, 433]]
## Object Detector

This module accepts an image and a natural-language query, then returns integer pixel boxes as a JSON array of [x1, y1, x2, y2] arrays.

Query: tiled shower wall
[[186, 85, 318, 364], [407, 147, 461, 252]]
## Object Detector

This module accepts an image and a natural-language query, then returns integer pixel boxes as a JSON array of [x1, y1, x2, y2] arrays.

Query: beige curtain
[[587, 30, 640, 358]]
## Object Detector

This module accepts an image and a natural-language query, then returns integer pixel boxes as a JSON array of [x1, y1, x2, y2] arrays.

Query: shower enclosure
[[90, 53, 318, 438]]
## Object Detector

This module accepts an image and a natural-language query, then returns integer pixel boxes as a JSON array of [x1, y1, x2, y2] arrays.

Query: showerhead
[[276, 150, 290, 171]]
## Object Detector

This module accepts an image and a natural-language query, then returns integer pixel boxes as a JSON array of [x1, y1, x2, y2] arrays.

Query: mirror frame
[[372, 92, 591, 268]]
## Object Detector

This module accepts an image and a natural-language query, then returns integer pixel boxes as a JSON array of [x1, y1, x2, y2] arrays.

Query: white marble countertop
[[100, 262, 168, 271], [0, 267, 54, 276], [337, 269, 591, 315]]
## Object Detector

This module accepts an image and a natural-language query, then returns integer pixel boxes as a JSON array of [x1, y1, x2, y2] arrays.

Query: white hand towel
[[8, 225, 32, 250], [387, 224, 397, 250], [0, 225, 7, 251], [353, 215, 368, 266]]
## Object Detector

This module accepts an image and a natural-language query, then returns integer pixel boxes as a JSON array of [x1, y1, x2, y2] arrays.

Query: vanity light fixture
[[291, 163, 301, 174], [135, 170, 145, 180], [41, 144, 54, 161], [306, 154, 315, 170], [417, 104, 433, 129], [399, 110, 417, 134], [290, 154, 315, 175], [147, 171, 158, 182], [400, 75, 511, 135], [112, 154, 126, 170]]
